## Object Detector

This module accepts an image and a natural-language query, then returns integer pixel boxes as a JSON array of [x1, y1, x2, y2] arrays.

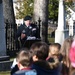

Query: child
[[46, 43, 62, 75], [11, 48, 37, 75], [46, 43, 62, 67], [60, 37, 73, 75], [30, 41, 60, 75], [30, 41, 49, 62], [48, 43, 61, 57]]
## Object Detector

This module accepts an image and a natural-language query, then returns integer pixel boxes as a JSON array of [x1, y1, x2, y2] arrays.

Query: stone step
[[0, 56, 10, 61], [0, 60, 13, 71]]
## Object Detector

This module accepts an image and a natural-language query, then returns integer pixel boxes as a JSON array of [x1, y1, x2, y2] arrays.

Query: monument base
[[0, 61, 13, 71], [0, 55, 13, 71], [55, 29, 69, 45]]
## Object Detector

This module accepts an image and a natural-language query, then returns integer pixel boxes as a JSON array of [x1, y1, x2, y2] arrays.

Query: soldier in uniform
[[16, 15, 40, 48]]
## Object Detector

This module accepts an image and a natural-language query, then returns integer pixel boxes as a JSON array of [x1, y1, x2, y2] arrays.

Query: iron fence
[[5, 21, 19, 57], [5, 18, 55, 57]]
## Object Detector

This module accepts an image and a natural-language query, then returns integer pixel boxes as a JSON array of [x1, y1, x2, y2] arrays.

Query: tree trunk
[[33, 0, 49, 42], [2, 0, 15, 24], [2, 0, 16, 51]]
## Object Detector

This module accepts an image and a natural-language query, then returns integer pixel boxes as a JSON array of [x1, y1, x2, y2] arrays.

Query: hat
[[24, 15, 32, 21]]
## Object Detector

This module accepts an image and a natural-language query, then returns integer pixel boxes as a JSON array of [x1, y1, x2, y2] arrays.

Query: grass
[[48, 37, 54, 43], [10, 57, 15, 61], [0, 71, 10, 75]]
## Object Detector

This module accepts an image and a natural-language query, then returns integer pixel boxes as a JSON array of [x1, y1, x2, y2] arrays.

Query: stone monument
[[55, 0, 69, 45], [0, 1, 6, 56], [0, 0, 13, 71]]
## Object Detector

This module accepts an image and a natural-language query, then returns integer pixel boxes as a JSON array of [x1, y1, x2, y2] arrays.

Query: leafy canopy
[[15, 0, 34, 19], [15, 0, 73, 21]]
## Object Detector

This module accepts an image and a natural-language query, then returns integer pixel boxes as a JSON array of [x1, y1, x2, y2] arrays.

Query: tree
[[15, 0, 73, 20], [33, 0, 49, 42], [48, 0, 59, 21], [2, 0, 15, 24], [2, 0, 16, 50], [15, 0, 49, 42], [15, 0, 34, 19], [48, 0, 73, 22]]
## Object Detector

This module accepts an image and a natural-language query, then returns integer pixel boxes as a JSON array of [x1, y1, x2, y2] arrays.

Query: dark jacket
[[11, 64, 19, 75], [16, 23, 40, 40], [16, 23, 40, 46], [31, 60, 60, 75]]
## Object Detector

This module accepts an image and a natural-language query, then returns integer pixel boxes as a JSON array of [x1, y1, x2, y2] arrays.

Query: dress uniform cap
[[24, 15, 32, 21]]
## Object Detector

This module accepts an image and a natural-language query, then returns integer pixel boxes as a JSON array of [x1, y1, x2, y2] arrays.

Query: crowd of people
[[11, 15, 75, 75], [10, 36, 75, 75]]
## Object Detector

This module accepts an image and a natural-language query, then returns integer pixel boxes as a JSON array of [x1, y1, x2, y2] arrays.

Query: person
[[69, 39, 75, 75], [30, 42, 49, 62], [46, 43, 63, 75], [30, 41, 60, 75], [11, 48, 37, 75], [60, 37, 73, 75], [46, 43, 61, 61], [16, 15, 40, 47], [47, 43, 62, 61]]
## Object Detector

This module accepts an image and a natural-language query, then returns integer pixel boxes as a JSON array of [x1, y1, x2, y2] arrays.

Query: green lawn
[[0, 71, 10, 75], [48, 37, 54, 43]]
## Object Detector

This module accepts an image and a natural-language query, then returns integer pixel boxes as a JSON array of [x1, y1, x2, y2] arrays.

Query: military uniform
[[16, 23, 40, 47]]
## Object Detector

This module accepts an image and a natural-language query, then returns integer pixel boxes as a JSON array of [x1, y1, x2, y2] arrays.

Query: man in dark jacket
[[16, 15, 40, 47]]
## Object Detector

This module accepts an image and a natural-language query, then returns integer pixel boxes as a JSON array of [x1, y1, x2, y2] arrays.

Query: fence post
[[38, 17, 41, 38]]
